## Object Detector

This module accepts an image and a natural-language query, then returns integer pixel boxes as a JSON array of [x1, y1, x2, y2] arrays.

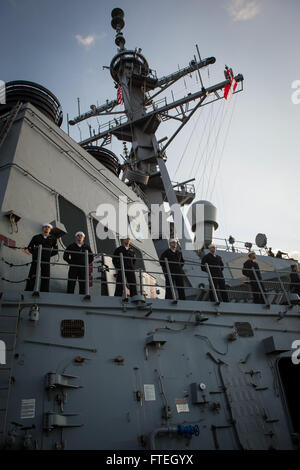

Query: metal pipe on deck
[[149, 426, 178, 450]]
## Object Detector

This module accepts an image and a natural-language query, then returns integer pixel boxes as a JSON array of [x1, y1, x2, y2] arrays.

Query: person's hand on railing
[[21, 245, 30, 256]]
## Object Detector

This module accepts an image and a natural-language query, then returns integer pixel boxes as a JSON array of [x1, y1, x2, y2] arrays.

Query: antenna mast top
[[109, 8, 151, 88], [111, 8, 126, 50]]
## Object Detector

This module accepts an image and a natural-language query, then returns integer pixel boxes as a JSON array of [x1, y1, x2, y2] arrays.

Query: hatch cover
[[235, 322, 254, 337], [220, 363, 279, 450]]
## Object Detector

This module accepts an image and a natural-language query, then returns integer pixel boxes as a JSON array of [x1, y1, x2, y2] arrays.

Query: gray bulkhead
[[0, 102, 163, 294]]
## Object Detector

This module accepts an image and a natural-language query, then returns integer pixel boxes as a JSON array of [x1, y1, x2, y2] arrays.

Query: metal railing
[[86, 113, 128, 137], [212, 236, 293, 258], [172, 181, 195, 194], [0, 242, 299, 306]]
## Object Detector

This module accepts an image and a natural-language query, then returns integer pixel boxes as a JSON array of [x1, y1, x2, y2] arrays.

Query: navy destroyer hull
[[1, 291, 299, 450]]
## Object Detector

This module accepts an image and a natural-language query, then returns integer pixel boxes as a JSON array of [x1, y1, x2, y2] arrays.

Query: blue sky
[[1, 0, 300, 256]]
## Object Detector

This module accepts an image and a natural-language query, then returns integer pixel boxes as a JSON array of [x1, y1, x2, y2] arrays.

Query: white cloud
[[75, 32, 106, 48], [75, 34, 96, 47], [289, 251, 300, 262], [227, 0, 262, 21]]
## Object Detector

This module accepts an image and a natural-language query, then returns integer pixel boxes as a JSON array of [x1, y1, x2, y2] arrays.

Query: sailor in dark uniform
[[25, 223, 58, 292], [290, 264, 300, 295], [201, 244, 228, 302], [63, 232, 93, 294], [242, 251, 265, 304], [113, 237, 137, 297], [160, 239, 186, 300]]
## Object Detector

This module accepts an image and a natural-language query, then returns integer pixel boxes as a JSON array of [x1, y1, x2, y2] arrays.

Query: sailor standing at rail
[[290, 264, 300, 295], [113, 237, 137, 297], [63, 232, 93, 294], [201, 244, 228, 302], [160, 239, 186, 300], [24, 223, 58, 292], [242, 251, 265, 304]]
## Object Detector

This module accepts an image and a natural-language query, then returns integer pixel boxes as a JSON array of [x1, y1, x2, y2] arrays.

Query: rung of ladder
[[0, 331, 16, 334], [0, 387, 8, 390]]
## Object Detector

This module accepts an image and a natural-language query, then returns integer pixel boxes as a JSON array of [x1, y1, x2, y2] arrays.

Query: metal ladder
[[0, 294, 21, 446], [101, 133, 112, 146], [0, 101, 22, 150]]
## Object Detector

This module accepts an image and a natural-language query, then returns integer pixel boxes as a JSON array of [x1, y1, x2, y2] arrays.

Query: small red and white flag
[[224, 66, 237, 102], [117, 85, 123, 104]]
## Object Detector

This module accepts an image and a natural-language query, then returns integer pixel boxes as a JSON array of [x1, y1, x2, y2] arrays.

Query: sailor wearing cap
[[242, 251, 265, 304], [25, 223, 58, 292], [63, 232, 93, 294], [160, 239, 186, 300], [113, 237, 137, 297], [201, 243, 228, 302]]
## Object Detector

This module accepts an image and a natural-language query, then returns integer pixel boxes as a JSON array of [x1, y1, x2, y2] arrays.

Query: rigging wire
[[173, 107, 204, 179], [200, 106, 217, 198], [204, 100, 227, 200], [153, 70, 211, 198], [169, 67, 223, 190], [188, 103, 213, 179], [208, 94, 239, 201], [194, 103, 216, 197], [194, 96, 232, 199]]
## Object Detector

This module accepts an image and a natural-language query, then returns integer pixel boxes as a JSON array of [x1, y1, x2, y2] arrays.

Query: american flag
[[117, 85, 123, 104], [224, 67, 237, 102]]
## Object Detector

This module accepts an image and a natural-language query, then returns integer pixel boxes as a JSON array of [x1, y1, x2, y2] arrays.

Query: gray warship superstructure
[[0, 8, 299, 451]]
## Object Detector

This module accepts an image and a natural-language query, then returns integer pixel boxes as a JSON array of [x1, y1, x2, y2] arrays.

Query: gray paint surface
[[0, 290, 299, 450]]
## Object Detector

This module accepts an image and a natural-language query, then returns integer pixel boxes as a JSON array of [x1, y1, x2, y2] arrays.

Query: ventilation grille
[[61, 320, 85, 338]]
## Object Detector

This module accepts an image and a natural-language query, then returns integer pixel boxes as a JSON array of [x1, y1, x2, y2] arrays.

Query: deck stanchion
[[205, 263, 219, 304], [33, 244, 42, 296], [120, 253, 128, 300], [165, 258, 176, 301], [84, 250, 90, 298], [252, 267, 269, 307]]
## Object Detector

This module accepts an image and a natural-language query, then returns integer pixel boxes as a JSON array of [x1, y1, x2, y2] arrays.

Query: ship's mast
[[69, 8, 244, 254]]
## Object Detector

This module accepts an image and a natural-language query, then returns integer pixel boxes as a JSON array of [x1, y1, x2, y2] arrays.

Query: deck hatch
[[234, 322, 254, 337]]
